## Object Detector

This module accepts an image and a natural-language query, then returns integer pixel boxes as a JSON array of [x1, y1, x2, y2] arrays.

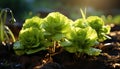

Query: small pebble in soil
[[0, 62, 10, 69], [12, 63, 23, 69], [112, 63, 120, 69], [0, 61, 23, 69], [40, 62, 62, 69]]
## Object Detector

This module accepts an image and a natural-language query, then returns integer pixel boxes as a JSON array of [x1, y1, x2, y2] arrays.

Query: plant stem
[[0, 22, 4, 41], [0, 10, 4, 42], [5, 26, 16, 42], [75, 52, 84, 58], [53, 41, 56, 53], [4, 30, 9, 43]]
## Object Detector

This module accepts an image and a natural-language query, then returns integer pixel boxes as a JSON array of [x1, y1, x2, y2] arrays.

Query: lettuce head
[[87, 16, 111, 41], [13, 16, 47, 55], [42, 12, 73, 41], [63, 27, 101, 56]]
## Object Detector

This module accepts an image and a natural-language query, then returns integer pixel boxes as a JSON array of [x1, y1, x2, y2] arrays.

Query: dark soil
[[0, 24, 120, 69]]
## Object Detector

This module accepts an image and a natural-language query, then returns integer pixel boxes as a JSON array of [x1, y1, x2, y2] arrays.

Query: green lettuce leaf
[[22, 16, 43, 30], [84, 48, 102, 56], [13, 41, 25, 55], [87, 16, 104, 31], [74, 18, 88, 28]]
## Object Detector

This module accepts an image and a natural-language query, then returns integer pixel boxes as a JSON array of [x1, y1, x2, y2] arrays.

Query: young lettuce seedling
[[74, 9, 111, 42], [42, 12, 72, 54], [63, 26, 101, 56], [63, 9, 110, 56], [87, 16, 111, 42], [13, 16, 48, 55]]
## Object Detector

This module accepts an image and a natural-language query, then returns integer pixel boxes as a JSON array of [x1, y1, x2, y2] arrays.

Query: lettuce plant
[[63, 9, 110, 56], [42, 12, 72, 53], [13, 16, 48, 55], [87, 16, 111, 42], [42, 12, 72, 41], [74, 16, 111, 42], [63, 26, 101, 56], [74, 9, 111, 42], [13, 27, 47, 55]]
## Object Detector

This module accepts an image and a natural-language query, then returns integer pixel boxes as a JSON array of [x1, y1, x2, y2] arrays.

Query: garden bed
[[0, 24, 120, 69]]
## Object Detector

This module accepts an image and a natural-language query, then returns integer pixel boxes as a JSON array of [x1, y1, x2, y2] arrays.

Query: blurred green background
[[0, 0, 120, 21], [0, 0, 120, 38]]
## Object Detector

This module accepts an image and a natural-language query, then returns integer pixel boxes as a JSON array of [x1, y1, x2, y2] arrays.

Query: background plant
[[0, 8, 16, 45], [102, 15, 120, 25], [0, 0, 31, 21]]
